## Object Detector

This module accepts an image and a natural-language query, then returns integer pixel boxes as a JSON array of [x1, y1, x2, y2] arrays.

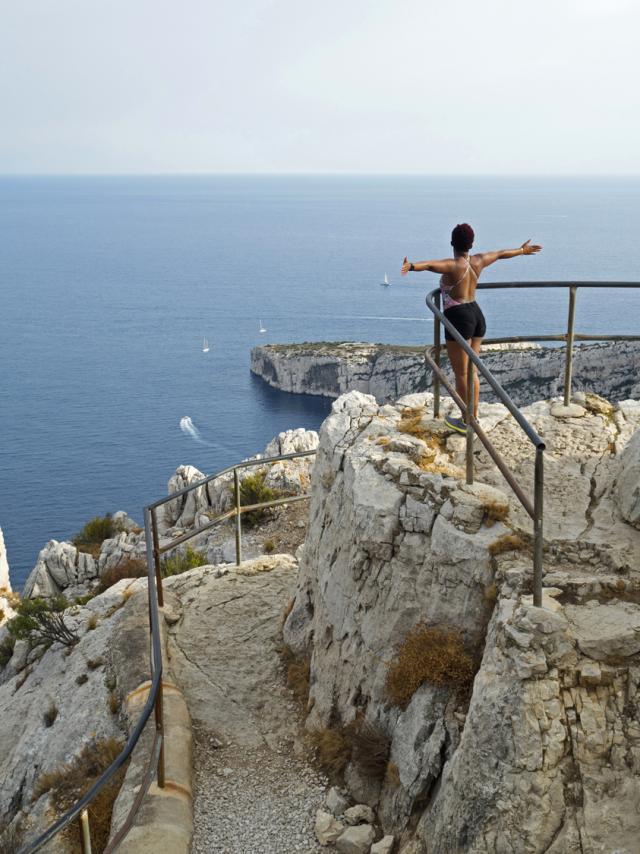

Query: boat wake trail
[[180, 416, 210, 446]]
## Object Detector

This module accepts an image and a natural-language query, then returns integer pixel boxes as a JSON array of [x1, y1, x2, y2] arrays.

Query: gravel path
[[191, 728, 326, 854], [165, 558, 328, 854]]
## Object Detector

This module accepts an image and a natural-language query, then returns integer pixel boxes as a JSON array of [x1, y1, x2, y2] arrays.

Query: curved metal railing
[[18, 450, 316, 853], [425, 281, 640, 607]]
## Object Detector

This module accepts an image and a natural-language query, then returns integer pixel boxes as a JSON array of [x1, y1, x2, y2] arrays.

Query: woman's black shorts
[[443, 301, 486, 341]]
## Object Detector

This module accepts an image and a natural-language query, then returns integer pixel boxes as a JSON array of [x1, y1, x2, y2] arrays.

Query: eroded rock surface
[[284, 390, 640, 853], [252, 340, 640, 406]]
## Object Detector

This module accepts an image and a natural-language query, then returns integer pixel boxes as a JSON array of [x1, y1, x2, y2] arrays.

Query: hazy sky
[[1, 0, 639, 174]]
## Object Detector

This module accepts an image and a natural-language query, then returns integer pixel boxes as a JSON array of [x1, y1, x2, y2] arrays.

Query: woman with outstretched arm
[[401, 223, 542, 434]]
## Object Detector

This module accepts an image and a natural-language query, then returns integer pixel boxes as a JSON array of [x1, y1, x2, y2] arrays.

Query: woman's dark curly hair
[[451, 223, 475, 253]]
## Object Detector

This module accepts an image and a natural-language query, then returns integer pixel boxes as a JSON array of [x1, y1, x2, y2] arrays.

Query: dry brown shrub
[[96, 557, 147, 594], [386, 760, 401, 788], [308, 726, 351, 780], [33, 737, 126, 854], [108, 691, 120, 715], [484, 583, 498, 603], [376, 436, 391, 446], [86, 614, 98, 631], [488, 533, 524, 556], [385, 624, 474, 709], [482, 500, 509, 527], [345, 719, 390, 781]]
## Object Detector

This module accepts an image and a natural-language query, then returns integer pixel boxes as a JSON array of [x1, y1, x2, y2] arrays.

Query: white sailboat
[[381, 273, 390, 287], [202, 337, 210, 353], [259, 319, 267, 333]]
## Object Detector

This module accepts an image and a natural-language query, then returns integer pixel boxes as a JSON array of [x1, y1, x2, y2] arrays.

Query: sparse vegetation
[[263, 538, 276, 554], [345, 718, 390, 780], [238, 471, 280, 527], [281, 645, 311, 707], [43, 702, 58, 727], [398, 408, 430, 442], [33, 737, 127, 853], [161, 545, 208, 578], [76, 673, 89, 685], [308, 726, 351, 780], [74, 593, 94, 606], [488, 533, 525, 556], [308, 717, 391, 782], [0, 817, 24, 854], [385, 623, 475, 710], [96, 556, 147, 593], [484, 583, 498, 603], [0, 634, 15, 667], [386, 760, 401, 788], [87, 657, 105, 670], [86, 614, 98, 631], [481, 499, 509, 527], [7, 596, 78, 651], [108, 691, 120, 715], [73, 514, 123, 557]]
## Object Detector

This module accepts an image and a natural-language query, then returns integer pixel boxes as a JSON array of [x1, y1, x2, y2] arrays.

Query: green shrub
[[73, 514, 123, 556], [161, 545, 208, 578], [263, 539, 276, 554], [238, 471, 279, 527], [0, 634, 16, 667], [8, 596, 78, 651]]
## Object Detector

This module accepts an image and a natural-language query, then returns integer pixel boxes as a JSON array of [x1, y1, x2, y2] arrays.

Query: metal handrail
[[18, 511, 165, 853], [19, 450, 316, 853], [425, 281, 640, 608]]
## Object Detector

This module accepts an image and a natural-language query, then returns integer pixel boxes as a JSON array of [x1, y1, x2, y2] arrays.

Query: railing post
[[79, 810, 92, 854], [155, 684, 166, 788], [234, 468, 242, 566], [533, 447, 544, 607], [150, 508, 164, 608], [563, 286, 578, 406], [466, 356, 474, 485], [433, 290, 441, 418]]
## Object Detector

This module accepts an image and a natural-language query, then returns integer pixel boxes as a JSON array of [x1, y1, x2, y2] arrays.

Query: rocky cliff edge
[[284, 389, 640, 854]]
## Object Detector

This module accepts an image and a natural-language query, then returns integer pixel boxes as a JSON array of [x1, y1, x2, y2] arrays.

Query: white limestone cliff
[[251, 340, 640, 406], [283, 390, 640, 853]]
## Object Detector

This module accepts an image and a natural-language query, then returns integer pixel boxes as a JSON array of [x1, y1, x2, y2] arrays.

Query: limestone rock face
[[615, 428, 640, 528], [284, 390, 640, 853], [22, 540, 98, 598], [252, 341, 640, 406]]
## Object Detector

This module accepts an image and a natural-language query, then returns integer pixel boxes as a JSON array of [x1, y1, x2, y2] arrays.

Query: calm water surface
[[2, 176, 640, 587]]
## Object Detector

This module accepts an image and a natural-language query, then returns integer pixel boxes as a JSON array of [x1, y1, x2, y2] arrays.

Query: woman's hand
[[521, 240, 543, 255], [401, 256, 412, 276]]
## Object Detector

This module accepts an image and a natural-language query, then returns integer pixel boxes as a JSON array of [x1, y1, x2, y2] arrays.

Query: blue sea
[[2, 175, 640, 589]]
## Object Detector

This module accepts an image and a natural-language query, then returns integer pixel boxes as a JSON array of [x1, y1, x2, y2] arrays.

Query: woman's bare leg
[[445, 340, 472, 417], [470, 337, 483, 418]]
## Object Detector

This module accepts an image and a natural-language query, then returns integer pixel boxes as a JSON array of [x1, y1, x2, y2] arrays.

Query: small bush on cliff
[[73, 514, 123, 557], [0, 634, 16, 667], [385, 624, 474, 710], [33, 737, 126, 853], [161, 545, 208, 578], [237, 471, 279, 527], [8, 596, 78, 651], [96, 556, 148, 593]]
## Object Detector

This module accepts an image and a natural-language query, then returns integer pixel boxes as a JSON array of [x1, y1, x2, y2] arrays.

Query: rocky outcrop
[[251, 340, 640, 406], [161, 427, 318, 533], [284, 390, 640, 853]]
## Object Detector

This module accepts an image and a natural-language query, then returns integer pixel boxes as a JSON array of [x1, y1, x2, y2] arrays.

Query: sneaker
[[444, 415, 467, 435]]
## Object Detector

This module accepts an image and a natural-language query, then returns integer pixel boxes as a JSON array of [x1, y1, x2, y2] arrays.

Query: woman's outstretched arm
[[478, 239, 542, 270], [400, 256, 456, 276]]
